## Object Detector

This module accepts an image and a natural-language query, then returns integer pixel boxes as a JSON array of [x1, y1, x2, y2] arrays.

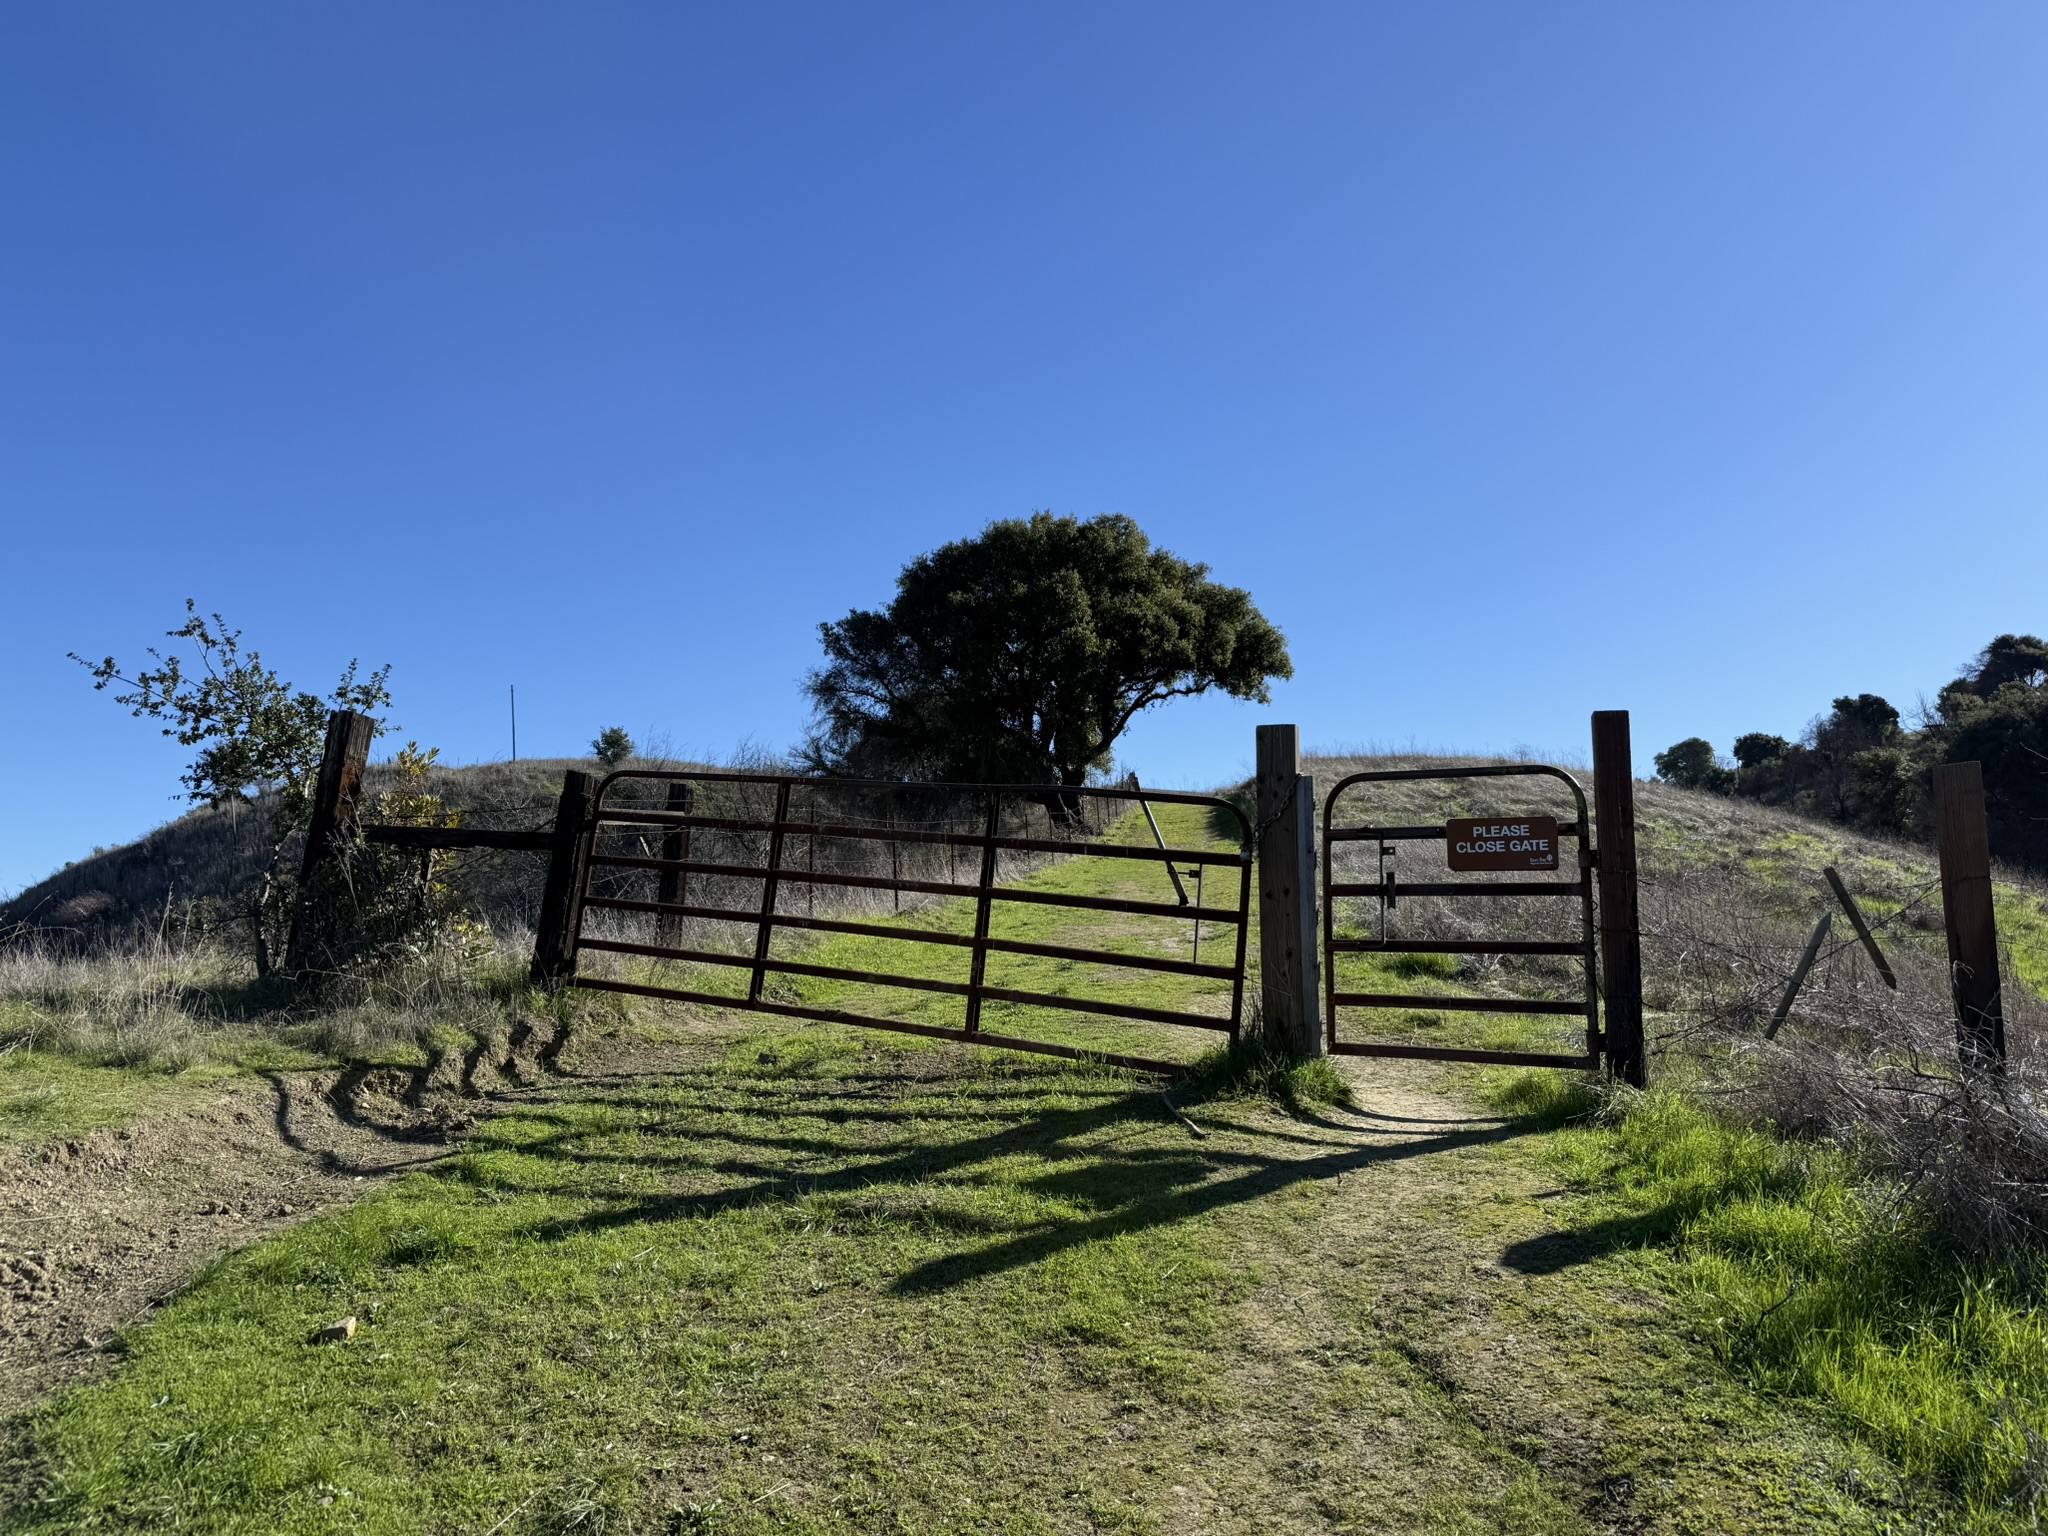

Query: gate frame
[[559, 768, 1256, 1075], [1321, 763, 1602, 1070]]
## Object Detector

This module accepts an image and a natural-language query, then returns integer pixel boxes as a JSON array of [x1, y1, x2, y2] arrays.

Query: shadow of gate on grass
[[443, 1053, 1541, 1296]]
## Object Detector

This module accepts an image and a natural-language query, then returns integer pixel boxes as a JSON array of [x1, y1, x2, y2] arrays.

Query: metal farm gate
[[558, 770, 1255, 1074], [1321, 764, 1604, 1070]]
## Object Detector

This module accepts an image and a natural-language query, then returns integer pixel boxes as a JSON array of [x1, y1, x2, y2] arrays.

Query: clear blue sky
[[5, 4, 2045, 896]]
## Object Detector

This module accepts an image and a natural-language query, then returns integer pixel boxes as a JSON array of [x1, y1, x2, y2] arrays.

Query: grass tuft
[[1181, 1038, 1351, 1109]]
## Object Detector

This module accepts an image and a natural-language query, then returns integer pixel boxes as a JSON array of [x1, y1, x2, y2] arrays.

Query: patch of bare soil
[[0, 1014, 597, 1420]]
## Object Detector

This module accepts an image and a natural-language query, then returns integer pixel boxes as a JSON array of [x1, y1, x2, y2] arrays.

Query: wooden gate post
[[1933, 760, 2005, 1071], [1591, 711, 1646, 1087], [531, 770, 598, 989], [285, 709, 377, 977], [1255, 724, 1322, 1057], [298, 710, 377, 883]]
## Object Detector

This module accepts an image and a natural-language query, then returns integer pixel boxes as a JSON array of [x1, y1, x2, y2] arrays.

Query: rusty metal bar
[[1329, 992, 1586, 1015], [748, 781, 792, 1003], [578, 939, 1233, 1031], [964, 792, 1001, 1033], [572, 977, 1183, 1074], [580, 898, 1239, 978], [593, 817, 1241, 866], [585, 853, 1247, 923], [1228, 856, 1251, 1040], [1127, 772, 1192, 906], [1328, 880, 1583, 898], [1327, 938, 1588, 956], [595, 766, 1244, 816], [1326, 822, 1587, 844], [1331, 1041, 1596, 1069]]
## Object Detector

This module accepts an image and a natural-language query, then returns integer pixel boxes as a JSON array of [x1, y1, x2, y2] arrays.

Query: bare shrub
[[1634, 779, 2048, 1255]]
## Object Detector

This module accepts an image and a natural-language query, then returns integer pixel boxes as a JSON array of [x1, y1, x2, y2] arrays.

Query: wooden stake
[[1764, 911, 1832, 1041], [1255, 724, 1322, 1058], [1933, 760, 2005, 1070], [1591, 711, 1646, 1087], [1823, 866, 1897, 990]]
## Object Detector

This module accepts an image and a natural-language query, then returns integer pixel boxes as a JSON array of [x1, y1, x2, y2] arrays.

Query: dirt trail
[[0, 1020, 573, 1420]]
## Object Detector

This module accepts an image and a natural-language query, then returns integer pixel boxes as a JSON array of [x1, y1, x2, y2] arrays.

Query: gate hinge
[[1581, 847, 1599, 871]]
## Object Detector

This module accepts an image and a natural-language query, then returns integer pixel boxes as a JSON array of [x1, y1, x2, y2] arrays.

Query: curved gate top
[[1321, 763, 1602, 1070]]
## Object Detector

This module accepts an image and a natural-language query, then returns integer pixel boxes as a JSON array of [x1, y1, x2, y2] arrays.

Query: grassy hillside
[[7, 757, 2048, 1531], [2, 759, 614, 946]]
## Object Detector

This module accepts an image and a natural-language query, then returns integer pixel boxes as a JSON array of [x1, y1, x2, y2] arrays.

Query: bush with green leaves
[[591, 727, 635, 767], [72, 602, 391, 976]]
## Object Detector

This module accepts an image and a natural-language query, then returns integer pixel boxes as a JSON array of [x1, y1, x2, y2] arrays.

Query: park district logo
[[1444, 816, 1560, 872]]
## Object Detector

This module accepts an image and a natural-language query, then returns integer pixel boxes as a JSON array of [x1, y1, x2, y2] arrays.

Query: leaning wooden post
[[1933, 760, 2005, 1071], [1591, 711, 1646, 1087], [298, 710, 377, 883], [531, 770, 598, 989], [1255, 724, 1322, 1057], [285, 709, 377, 976]]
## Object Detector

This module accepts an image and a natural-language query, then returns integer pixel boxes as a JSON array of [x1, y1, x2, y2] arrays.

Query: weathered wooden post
[[531, 770, 598, 988], [298, 710, 377, 883], [1255, 724, 1322, 1057], [1591, 711, 1646, 1087], [1933, 760, 2005, 1071], [285, 709, 378, 977]]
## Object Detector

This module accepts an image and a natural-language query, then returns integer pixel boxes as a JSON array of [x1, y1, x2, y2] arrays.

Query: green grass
[[10, 1022, 1930, 1536], [1486, 1073, 2048, 1530], [4, 798, 2031, 1531]]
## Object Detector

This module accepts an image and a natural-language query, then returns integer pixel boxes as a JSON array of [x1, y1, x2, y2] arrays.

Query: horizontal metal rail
[[573, 978, 1187, 1074], [1328, 992, 1587, 1015], [586, 854, 1245, 922], [1326, 938, 1587, 956], [564, 768, 1254, 1072], [589, 808, 1249, 867], [581, 896, 1238, 978], [1330, 1041, 1597, 1069], [1322, 763, 1602, 1070], [1327, 880, 1584, 899], [1327, 822, 1586, 844], [577, 938, 1235, 1030]]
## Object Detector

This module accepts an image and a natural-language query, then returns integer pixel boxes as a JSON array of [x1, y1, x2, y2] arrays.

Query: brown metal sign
[[1444, 815, 1560, 872]]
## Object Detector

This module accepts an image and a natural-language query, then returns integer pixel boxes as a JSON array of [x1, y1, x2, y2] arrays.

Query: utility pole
[[510, 684, 518, 763]]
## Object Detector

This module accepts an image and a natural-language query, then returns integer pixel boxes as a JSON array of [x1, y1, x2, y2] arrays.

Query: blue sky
[[4, 3, 2045, 896]]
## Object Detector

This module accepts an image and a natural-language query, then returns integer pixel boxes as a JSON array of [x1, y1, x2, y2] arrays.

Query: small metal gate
[[1322, 764, 1601, 1070], [561, 770, 1254, 1074]]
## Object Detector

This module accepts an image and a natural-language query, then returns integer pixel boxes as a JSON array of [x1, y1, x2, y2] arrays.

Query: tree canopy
[[802, 513, 1291, 787], [1654, 632, 2048, 870], [1652, 737, 1732, 793]]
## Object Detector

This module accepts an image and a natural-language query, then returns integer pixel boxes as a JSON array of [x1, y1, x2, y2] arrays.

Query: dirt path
[[0, 1019, 578, 1420]]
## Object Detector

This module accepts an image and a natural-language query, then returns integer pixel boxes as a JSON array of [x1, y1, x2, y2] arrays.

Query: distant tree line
[[1653, 634, 2048, 871]]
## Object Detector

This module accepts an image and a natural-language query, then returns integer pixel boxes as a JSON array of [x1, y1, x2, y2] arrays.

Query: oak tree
[[803, 513, 1291, 789]]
